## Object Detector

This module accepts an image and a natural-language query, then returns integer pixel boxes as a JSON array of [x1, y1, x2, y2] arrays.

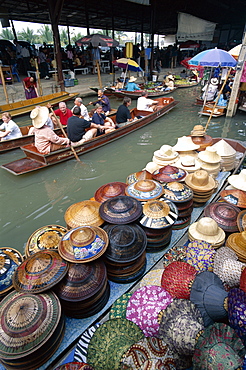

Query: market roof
[[1, 0, 246, 35]]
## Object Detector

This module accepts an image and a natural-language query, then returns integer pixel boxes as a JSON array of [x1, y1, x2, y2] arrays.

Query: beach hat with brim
[[30, 106, 49, 128], [175, 155, 201, 173], [228, 169, 246, 191], [172, 136, 200, 152], [99, 195, 142, 224], [58, 225, 108, 263], [188, 217, 226, 247], [94, 182, 127, 203], [193, 322, 245, 370], [204, 202, 241, 233], [198, 146, 221, 164], [125, 179, 164, 201], [185, 170, 216, 192], [144, 161, 160, 174], [221, 189, 246, 209], [64, 200, 104, 229], [190, 271, 228, 327]]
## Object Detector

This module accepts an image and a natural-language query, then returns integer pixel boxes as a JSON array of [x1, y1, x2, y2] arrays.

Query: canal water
[[0, 85, 245, 251]]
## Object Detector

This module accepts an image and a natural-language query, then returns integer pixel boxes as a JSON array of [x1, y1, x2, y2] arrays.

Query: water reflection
[[0, 86, 245, 251]]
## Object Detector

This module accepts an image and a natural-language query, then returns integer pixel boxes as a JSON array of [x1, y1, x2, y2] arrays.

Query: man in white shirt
[[71, 97, 90, 121], [137, 91, 158, 112]]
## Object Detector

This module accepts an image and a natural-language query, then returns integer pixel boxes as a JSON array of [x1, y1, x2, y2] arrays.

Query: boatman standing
[[89, 90, 111, 115]]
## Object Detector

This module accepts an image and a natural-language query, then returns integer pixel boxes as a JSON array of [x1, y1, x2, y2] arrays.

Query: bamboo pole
[[35, 59, 43, 96], [0, 66, 9, 104], [96, 60, 102, 89], [49, 106, 81, 162]]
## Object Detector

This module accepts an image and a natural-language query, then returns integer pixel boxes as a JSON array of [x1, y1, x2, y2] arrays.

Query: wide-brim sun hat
[[99, 195, 142, 224], [226, 231, 246, 262], [204, 201, 241, 233], [125, 179, 164, 201], [94, 182, 127, 203], [144, 161, 160, 174], [0, 248, 23, 297], [129, 76, 137, 82], [30, 106, 49, 128], [175, 155, 201, 173], [211, 77, 219, 85], [188, 217, 226, 247], [228, 169, 246, 191], [198, 146, 221, 164], [185, 169, 216, 192], [64, 200, 104, 229], [172, 136, 200, 152]]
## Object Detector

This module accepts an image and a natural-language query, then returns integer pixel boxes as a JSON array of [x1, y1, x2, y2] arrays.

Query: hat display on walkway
[[220, 189, 246, 209], [152, 165, 187, 183], [162, 181, 193, 203], [185, 170, 216, 192], [125, 179, 164, 201], [172, 136, 200, 152], [86, 318, 144, 370], [0, 247, 23, 297], [226, 231, 246, 262], [204, 202, 241, 234], [186, 240, 216, 273], [188, 217, 226, 248], [25, 224, 68, 257], [192, 322, 245, 370], [94, 182, 127, 203], [228, 169, 246, 191], [158, 299, 204, 356], [198, 146, 221, 164], [175, 155, 201, 173], [64, 200, 104, 229], [0, 290, 64, 370], [126, 285, 173, 337], [99, 196, 142, 224], [126, 170, 152, 185], [190, 271, 228, 327], [30, 106, 49, 128], [161, 261, 197, 299], [120, 337, 176, 370], [12, 250, 68, 293], [139, 199, 178, 229], [228, 288, 246, 344], [129, 76, 137, 82], [58, 226, 108, 263]]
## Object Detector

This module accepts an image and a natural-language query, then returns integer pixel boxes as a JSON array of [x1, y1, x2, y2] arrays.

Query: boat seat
[[22, 143, 42, 154]]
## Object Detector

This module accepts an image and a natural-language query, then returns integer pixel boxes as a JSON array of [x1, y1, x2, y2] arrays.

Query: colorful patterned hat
[[139, 199, 178, 229], [186, 240, 216, 272], [64, 200, 104, 229], [190, 271, 228, 327], [139, 269, 163, 288], [109, 292, 133, 319], [220, 189, 246, 209], [87, 318, 144, 370], [94, 182, 127, 203], [126, 170, 153, 185], [55, 363, 94, 370], [125, 179, 164, 201], [59, 226, 108, 263], [192, 322, 245, 370], [0, 247, 23, 297], [162, 181, 193, 203], [152, 165, 187, 183], [74, 323, 101, 364], [161, 261, 197, 299], [204, 202, 240, 233], [158, 299, 204, 356], [99, 196, 142, 224], [120, 337, 176, 370], [218, 259, 245, 288], [228, 288, 246, 344], [126, 285, 173, 337]]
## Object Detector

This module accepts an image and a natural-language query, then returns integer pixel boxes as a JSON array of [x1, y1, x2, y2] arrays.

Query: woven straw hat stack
[[172, 136, 200, 158], [152, 144, 179, 167], [188, 217, 226, 248], [190, 124, 213, 151], [198, 146, 221, 178], [185, 169, 217, 207], [211, 139, 237, 171]]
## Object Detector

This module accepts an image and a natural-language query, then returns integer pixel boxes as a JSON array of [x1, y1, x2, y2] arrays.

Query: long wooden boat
[[198, 103, 226, 117], [104, 87, 178, 100], [0, 91, 79, 118], [174, 81, 199, 88], [1, 97, 179, 175]]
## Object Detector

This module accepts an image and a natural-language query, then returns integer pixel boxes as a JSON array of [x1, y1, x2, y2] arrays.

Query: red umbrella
[[180, 57, 203, 70], [179, 41, 200, 49], [76, 33, 119, 47]]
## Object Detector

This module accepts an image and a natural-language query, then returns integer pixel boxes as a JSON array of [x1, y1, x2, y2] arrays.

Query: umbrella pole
[[96, 60, 102, 89], [0, 66, 9, 104], [204, 68, 231, 132], [123, 64, 128, 86]]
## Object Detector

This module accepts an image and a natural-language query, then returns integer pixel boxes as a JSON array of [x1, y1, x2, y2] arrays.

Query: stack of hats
[[152, 144, 179, 167], [64, 200, 104, 229], [226, 231, 246, 262], [139, 199, 178, 251], [190, 124, 213, 151], [188, 217, 226, 248], [0, 247, 23, 298], [237, 210, 246, 232], [228, 169, 246, 192], [172, 135, 200, 157], [175, 155, 201, 174], [126, 169, 152, 185], [185, 169, 217, 206], [198, 146, 221, 178], [125, 179, 164, 201], [94, 182, 127, 203], [211, 139, 237, 171], [162, 181, 194, 229], [152, 164, 187, 183], [204, 201, 241, 236], [220, 189, 246, 209], [102, 223, 147, 283]]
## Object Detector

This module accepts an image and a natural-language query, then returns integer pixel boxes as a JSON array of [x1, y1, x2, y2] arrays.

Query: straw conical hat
[[188, 217, 226, 246], [228, 169, 246, 191], [198, 146, 221, 164], [64, 200, 104, 229], [173, 136, 200, 151], [211, 139, 236, 157]]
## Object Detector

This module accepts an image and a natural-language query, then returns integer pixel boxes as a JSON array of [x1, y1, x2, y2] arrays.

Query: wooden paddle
[[48, 105, 81, 162]]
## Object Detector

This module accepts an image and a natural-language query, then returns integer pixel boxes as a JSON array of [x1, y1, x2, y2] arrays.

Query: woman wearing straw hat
[[125, 76, 141, 92], [30, 106, 70, 154]]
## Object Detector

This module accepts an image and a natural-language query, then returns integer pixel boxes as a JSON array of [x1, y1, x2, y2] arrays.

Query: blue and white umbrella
[[188, 47, 237, 67]]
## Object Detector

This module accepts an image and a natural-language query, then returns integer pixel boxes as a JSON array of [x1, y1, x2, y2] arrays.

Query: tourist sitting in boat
[[0, 112, 22, 141], [137, 91, 158, 112], [89, 90, 111, 115], [91, 105, 116, 135], [23, 76, 39, 100], [71, 97, 90, 121], [115, 78, 124, 90], [67, 106, 105, 146], [51, 102, 73, 126], [201, 78, 219, 101], [125, 76, 141, 91], [116, 97, 133, 126], [30, 106, 70, 154], [161, 75, 175, 91]]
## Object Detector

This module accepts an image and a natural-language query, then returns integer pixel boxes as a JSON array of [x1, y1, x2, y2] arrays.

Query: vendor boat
[[198, 103, 226, 117], [103, 87, 178, 100], [175, 80, 200, 88], [1, 97, 179, 175]]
